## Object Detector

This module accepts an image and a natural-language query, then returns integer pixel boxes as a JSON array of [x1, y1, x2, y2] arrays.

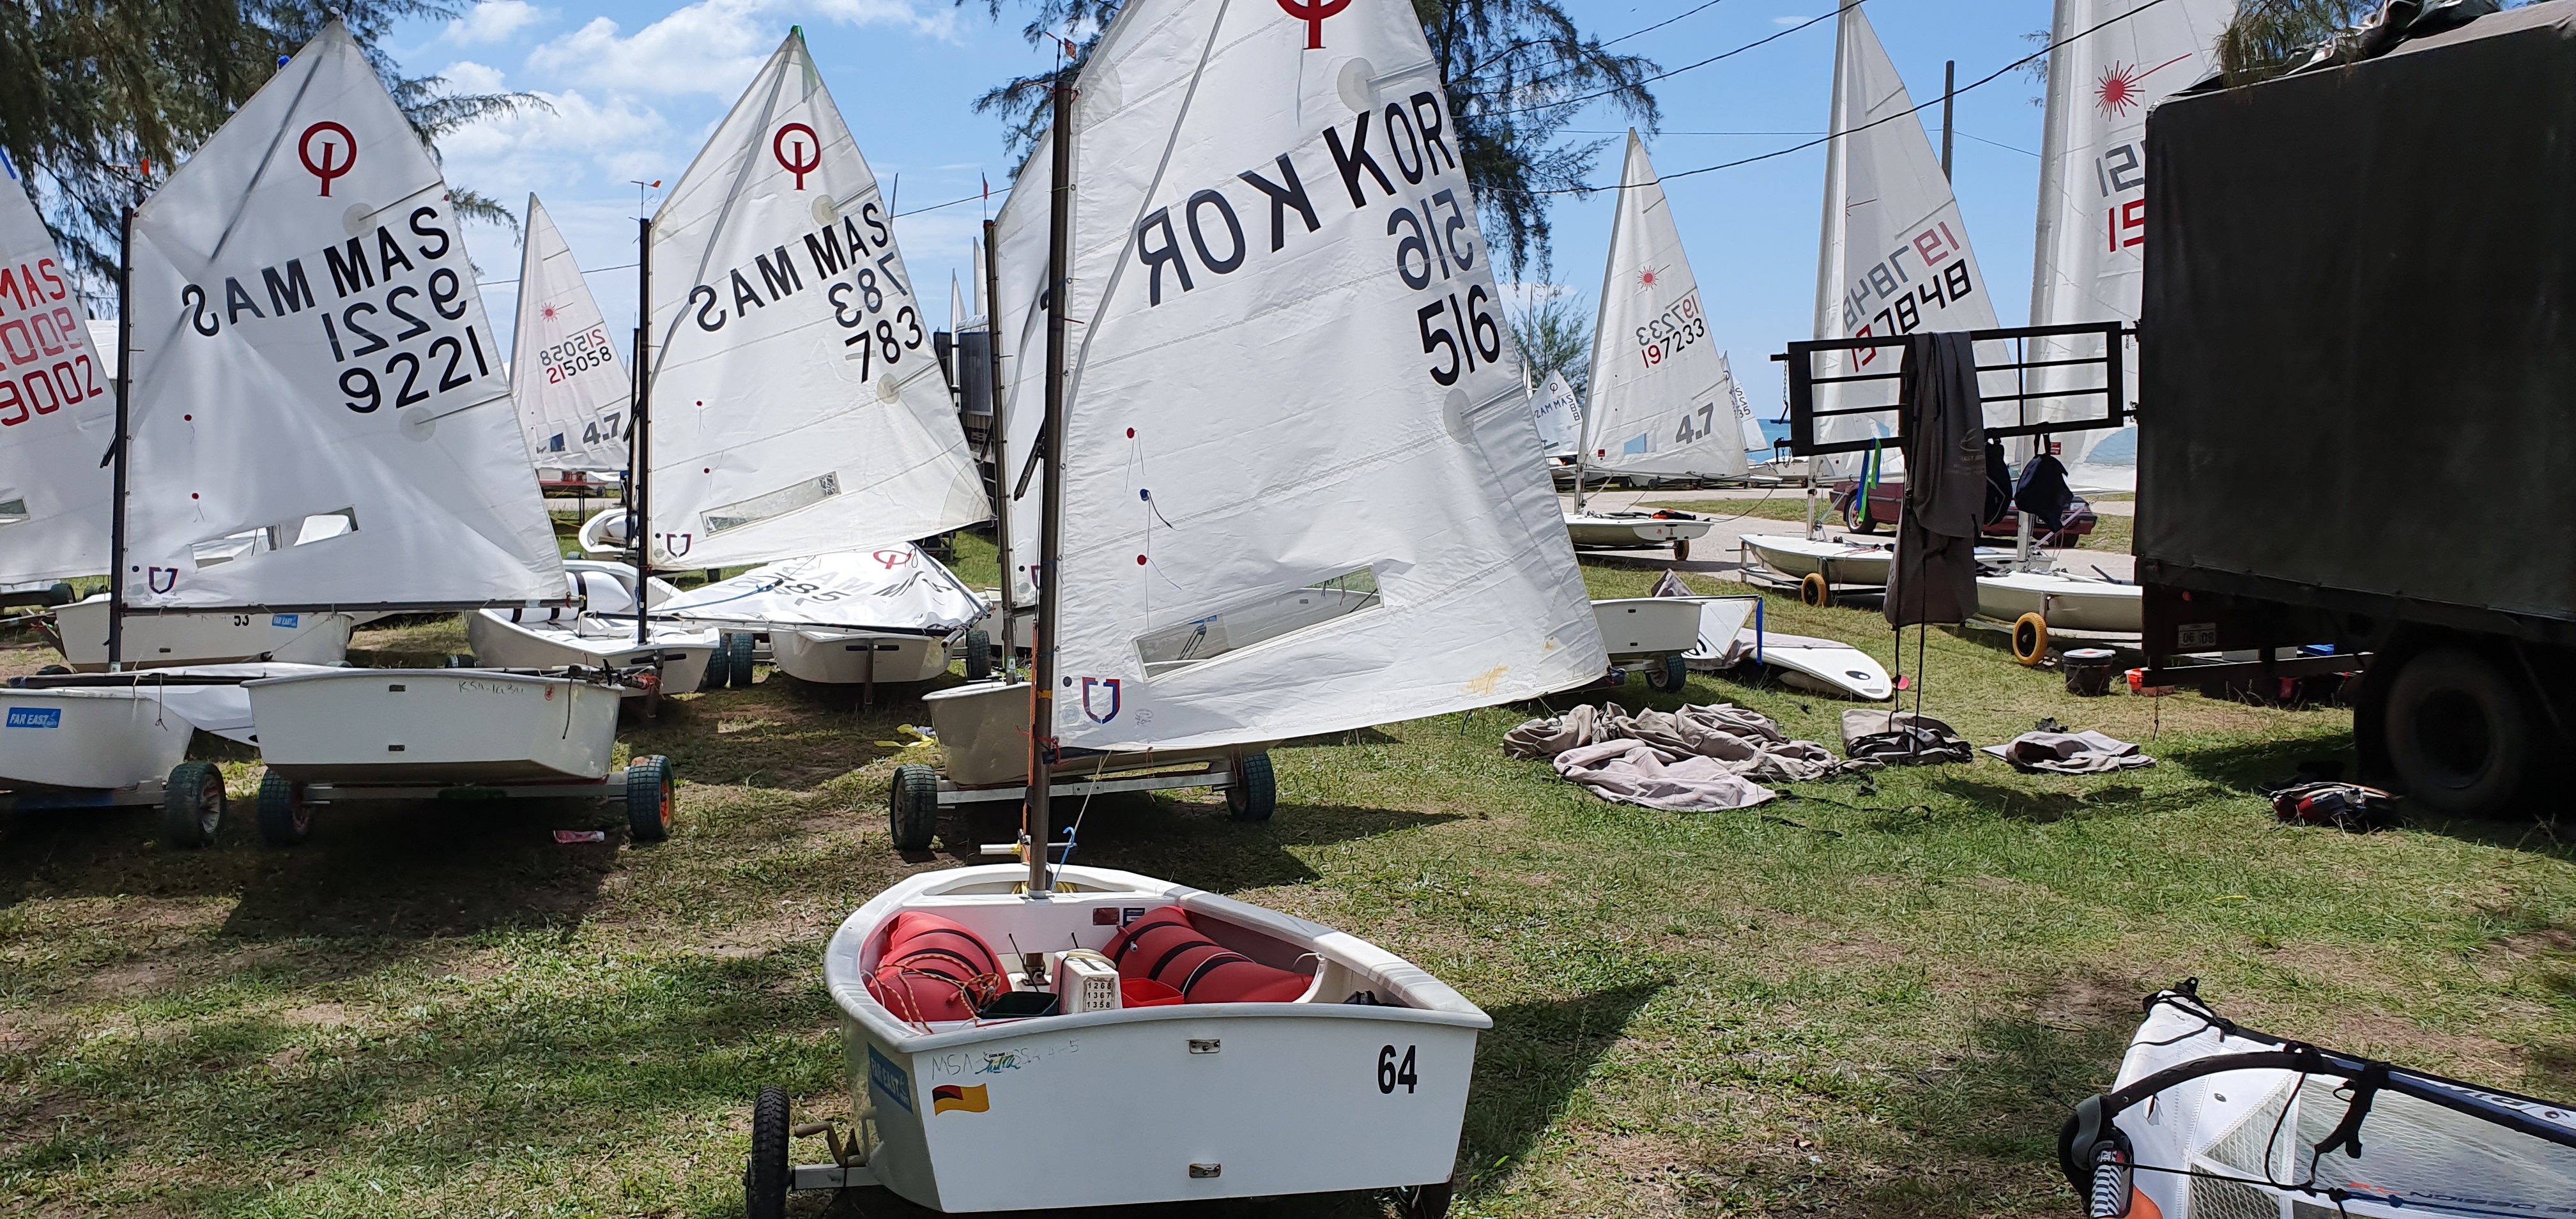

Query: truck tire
[[2385, 647, 2529, 816]]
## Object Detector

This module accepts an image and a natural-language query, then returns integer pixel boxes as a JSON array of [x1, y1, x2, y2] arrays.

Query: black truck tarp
[[2140, 2, 2576, 631]]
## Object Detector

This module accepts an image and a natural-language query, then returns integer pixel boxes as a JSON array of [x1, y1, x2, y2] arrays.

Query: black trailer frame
[[1771, 321, 2131, 457]]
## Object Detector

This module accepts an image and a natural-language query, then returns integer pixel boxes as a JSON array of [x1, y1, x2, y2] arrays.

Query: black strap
[[2317, 1061, 2389, 1159], [1147, 934, 1214, 985], [1178, 952, 1253, 997], [888, 945, 986, 979], [906, 928, 999, 973]]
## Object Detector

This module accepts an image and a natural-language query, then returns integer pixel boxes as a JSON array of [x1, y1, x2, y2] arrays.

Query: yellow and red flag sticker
[[931, 1084, 989, 1114]]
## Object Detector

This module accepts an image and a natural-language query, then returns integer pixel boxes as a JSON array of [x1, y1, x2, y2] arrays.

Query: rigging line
[[1496, 1, 1863, 119], [1457, 0, 1735, 82], [1544, 0, 2175, 192], [1954, 130, 2038, 157]]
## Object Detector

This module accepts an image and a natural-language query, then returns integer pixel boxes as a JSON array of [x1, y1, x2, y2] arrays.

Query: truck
[[2136, 4, 2576, 816]]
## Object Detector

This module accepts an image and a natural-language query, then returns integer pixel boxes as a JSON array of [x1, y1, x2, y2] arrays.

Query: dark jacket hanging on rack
[[1885, 332, 1985, 627]]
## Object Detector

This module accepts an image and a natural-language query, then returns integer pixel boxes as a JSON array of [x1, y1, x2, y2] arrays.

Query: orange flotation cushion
[[867, 910, 1004, 1023], [1103, 906, 1312, 1004]]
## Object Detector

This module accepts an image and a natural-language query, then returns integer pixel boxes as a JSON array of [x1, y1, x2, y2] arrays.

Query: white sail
[[2029, 0, 2233, 491], [1581, 132, 1746, 481], [1036, 0, 1604, 752], [125, 22, 564, 611], [643, 30, 988, 569], [660, 544, 983, 632], [988, 141, 1052, 610], [1813, 2, 2005, 477], [1731, 372, 1770, 460], [510, 195, 630, 473], [0, 153, 116, 585], [1531, 369, 1582, 457]]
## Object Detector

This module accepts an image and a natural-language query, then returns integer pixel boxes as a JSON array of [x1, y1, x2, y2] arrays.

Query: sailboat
[[660, 544, 988, 692], [1561, 132, 1733, 559], [1531, 367, 1583, 457], [123, 23, 664, 847], [466, 194, 718, 693], [608, 29, 990, 691], [2027, 0, 2234, 493], [1746, 0, 2007, 581], [752, 3, 1604, 1215]]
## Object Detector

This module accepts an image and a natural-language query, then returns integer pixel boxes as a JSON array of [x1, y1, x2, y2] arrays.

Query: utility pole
[[1940, 59, 1956, 181]]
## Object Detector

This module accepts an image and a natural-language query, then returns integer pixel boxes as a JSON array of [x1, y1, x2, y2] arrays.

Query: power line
[[1550, 0, 2172, 192], [1505, 1, 1864, 118], [1600, 0, 1733, 50]]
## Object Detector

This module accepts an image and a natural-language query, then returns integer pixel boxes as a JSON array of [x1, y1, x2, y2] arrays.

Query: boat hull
[[248, 670, 620, 785], [1740, 534, 1894, 584], [827, 866, 1486, 1212], [0, 689, 194, 791], [1974, 572, 2142, 632], [1591, 598, 1701, 661], [1565, 514, 1714, 548], [921, 681, 1266, 788], [770, 629, 951, 686], [464, 611, 716, 694], [54, 595, 354, 670]]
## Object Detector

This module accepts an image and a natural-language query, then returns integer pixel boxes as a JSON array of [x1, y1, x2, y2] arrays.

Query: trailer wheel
[[964, 627, 993, 680], [626, 755, 674, 843], [889, 763, 940, 850], [724, 632, 756, 687], [2012, 613, 2050, 666], [703, 635, 736, 690], [35, 664, 69, 676], [1392, 1180, 1455, 1219], [43, 582, 73, 607], [2386, 647, 2529, 816], [745, 1085, 790, 1219], [1225, 752, 1276, 822], [1671, 537, 1691, 562], [1644, 652, 1688, 692], [1800, 572, 1832, 608], [161, 761, 226, 849], [257, 774, 310, 846]]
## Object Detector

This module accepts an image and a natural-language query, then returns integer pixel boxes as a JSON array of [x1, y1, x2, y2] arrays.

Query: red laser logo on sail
[[298, 122, 357, 196], [773, 123, 821, 190], [1276, 0, 1350, 49]]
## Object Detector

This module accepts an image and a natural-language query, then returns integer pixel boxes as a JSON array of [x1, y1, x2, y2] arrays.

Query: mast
[[982, 217, 1015, 676], [107, 204, 135, 671], [1026, 70, 1073, 896], [632, 217, 652, 647]]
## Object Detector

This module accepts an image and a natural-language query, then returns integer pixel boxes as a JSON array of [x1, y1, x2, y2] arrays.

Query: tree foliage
[[2217, 0, 2382, 85], [963, 0, 1659, 279], [1508, 288, 1593, 399], [0, 0, 537, 285]]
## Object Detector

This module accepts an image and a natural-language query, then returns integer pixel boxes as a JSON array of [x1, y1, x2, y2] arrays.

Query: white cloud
[[447, 0, 548, 45], [430, 65, 671, 200], [525, 0, 958, 96], [438, 59, 511, 94]]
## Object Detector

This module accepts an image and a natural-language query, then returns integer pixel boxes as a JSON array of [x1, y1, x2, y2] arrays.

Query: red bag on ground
[[867, 910, 1004, 1023], [1103, 906, 1312, 1004]]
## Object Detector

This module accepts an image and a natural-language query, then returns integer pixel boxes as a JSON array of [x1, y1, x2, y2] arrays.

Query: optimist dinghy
[[1666, 590, 1894, 700], [50, 595, 355, 670], [2064, 985, 2576, 1219], [1973, 569, 2140, 633], [750, 5, 1605, 1215], [1741, 533, 1894, 586], [465, 564, 717, 695], [661, 544, 986, 688]]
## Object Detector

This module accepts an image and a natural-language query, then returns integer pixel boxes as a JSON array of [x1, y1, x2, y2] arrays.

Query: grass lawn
[[3, 535, 2571, 1217]]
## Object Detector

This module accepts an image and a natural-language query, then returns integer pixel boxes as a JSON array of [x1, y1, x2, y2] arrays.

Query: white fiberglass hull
[[825, 865, 1487, 1212], [53, 595, 354, 670], [1974, 572, 2141, 633], [248, 670, 620, 785], [1761, 639, 1894, 702], [920, 680, 1269, 789], [0, 689, 194, 791], [769, 629, 951, 686], [464, 611, 717, 695], [1740, 534, 1893, 585], [1564, 513, 1713, 548], [1591, 598, 1701, 661]]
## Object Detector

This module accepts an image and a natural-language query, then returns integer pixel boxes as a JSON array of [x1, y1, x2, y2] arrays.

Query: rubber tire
[[1672, 537, 1690, 562], [1393, 1181, 1455, 1219], [964, 627, 993, 681], [256, 773, 310, 846], [724, 632, 756, 687], [703, 634, 736, 690], [160, 760, 226, 849], [43, 582, 74, 607], [2386, 647, 2529, 817], [745, 1085, 790, 1219], [1799, 572, 1832, 608], [889, 763, 940, 850], [2012, 613, 2050, 667], [35, 664, 69, 676], [626, 755, 674, 843], [1644, 652, 1687, 692], [1225, 752, 1276, 822]]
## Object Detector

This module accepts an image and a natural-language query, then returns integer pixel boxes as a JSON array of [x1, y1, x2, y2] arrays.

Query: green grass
[[3, 542, 2570, 1217]]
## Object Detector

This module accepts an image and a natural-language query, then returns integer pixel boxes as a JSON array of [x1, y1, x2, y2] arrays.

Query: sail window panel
[[1135, 567, 1383, 678], [702, 473, 841, 535], [291, 508, 359, 546], [188, 525, 281, 568], [0, 497, 27, 526]]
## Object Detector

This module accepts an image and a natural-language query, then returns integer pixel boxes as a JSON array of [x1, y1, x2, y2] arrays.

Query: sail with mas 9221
[[123, 22, 563, 611]]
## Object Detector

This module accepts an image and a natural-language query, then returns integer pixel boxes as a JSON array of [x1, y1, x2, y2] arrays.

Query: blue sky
[[397, 0, 2060, 408]]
